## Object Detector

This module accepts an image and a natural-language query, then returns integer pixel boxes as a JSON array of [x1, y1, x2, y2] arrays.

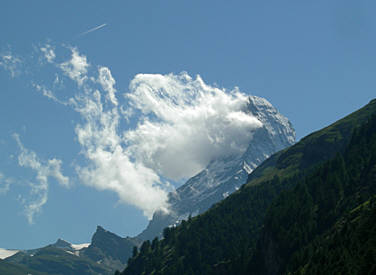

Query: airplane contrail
[[79, 23, 107, 36]]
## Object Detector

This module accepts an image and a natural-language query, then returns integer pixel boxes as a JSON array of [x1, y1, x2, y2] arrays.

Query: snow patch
[[243, 161, 253, 174], [0, 248, 19, 259], [71, 243, 90, 250]]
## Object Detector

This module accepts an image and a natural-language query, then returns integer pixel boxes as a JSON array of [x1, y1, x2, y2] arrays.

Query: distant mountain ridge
[[138, 95, 295, 240], [2, 225, 141, 275]]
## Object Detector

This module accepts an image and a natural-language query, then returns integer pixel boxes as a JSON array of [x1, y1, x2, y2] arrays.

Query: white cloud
[[13, 134, 69, 224], [48, 48, 171, 218], [65, 66, 262, 217], [59, 48, 89, 86], [76, 146, 169, 218], [40, 44, 56, 63], [71, 83, 170, 218], [0, 53, 22, 77], [125, 72, 262, 180]]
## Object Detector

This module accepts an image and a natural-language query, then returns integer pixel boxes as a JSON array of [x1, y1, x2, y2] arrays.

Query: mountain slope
[[0, 258, 49, 275], [138, 95, 295, 240], [122, 99, 376, 275]]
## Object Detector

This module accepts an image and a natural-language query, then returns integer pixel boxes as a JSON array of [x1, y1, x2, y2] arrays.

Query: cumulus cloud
[[0, 52, 22, 77], [60, 47, 89, 86], [125, 73, 262, 179], [13, 134, 69, 224]]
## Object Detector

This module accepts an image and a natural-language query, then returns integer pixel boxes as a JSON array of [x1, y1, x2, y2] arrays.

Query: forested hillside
[[251, 112, 376, 274], [121, 100, 376, 275]]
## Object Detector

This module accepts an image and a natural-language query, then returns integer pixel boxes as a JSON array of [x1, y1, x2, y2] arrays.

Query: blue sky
[[1, 1, 375, 249]]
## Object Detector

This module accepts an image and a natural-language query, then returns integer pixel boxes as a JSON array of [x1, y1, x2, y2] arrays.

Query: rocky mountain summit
[[138, 96, 295, 240]]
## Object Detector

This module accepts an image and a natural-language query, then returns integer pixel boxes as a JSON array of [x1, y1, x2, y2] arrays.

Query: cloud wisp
[[32, 83, 69, 105], [0, 172, 12, 195], [13, 134, 69, 224], [0, 52, 22, 78]]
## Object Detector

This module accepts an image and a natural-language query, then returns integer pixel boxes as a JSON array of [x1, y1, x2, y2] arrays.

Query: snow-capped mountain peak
[[137, 95, 295, 240]]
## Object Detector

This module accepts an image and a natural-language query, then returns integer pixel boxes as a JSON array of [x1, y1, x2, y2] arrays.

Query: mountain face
[[138, 96, 295, 240], [122, 99, 376, 275]]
